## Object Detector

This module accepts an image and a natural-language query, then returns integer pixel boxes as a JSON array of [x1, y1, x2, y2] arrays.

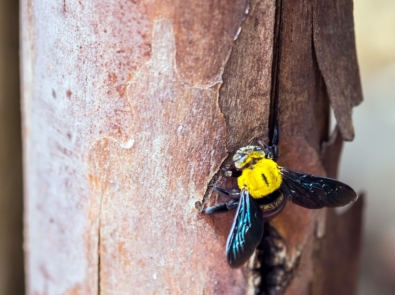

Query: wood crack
[[268, 0, 283, 145]]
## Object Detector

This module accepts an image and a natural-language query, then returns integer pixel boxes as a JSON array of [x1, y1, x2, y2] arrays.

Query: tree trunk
[[21, 0, 363, 294], [0, 1, 24, 294]]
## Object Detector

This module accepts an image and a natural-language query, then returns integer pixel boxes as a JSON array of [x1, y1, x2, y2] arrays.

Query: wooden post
[[21, 0, 362, 294]]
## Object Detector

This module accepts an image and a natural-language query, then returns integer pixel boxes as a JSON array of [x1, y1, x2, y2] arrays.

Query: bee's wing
[[226, 188, 264, 268], [280, 168, 358, 209]]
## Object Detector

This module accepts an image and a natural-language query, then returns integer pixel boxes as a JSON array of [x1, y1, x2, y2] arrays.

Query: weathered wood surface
[[257, 0, 364, 294], [21, 0, 363, 294], [0, 1, 24, 294]]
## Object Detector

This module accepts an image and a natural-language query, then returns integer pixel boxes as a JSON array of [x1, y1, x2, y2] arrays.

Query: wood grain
[[21, 0, 256, 294]]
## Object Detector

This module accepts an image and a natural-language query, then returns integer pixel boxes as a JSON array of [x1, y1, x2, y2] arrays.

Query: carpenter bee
[[203, 124, 357, 268]]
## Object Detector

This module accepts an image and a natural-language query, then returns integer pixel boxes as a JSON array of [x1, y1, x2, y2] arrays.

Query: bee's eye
[[233, 153, 244, 162], [233, 154, 248, 169]]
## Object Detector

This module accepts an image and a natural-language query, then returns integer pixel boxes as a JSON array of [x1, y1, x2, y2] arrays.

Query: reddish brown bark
[[21, 0, 362, 294]]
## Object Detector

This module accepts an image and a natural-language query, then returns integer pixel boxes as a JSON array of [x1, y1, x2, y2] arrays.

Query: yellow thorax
[[233, 146, 282, 199]]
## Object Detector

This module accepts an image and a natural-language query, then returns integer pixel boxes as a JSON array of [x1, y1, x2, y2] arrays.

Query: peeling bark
[[21, 0, 362, 294]]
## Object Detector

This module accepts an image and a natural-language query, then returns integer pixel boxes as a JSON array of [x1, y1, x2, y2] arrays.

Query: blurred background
[[0, 2, 24, 295], [0, 0, 394, 294], [339, 0, 395, 294]]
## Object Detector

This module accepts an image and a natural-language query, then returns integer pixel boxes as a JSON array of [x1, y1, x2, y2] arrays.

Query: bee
[[203, 126, 357, 268]]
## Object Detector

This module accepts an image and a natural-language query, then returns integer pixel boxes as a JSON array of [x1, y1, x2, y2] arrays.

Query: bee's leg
[[270, 119, 279, 160], [272, 118, 279, 147], [203, 186, 240, 214], [204, 199, 239, 214], [221, 167, 242, 178], [257, 120, 280, 160], [257, 139, 274, 159], [210, 185, 241, 199], [257, 139, 279, 161]]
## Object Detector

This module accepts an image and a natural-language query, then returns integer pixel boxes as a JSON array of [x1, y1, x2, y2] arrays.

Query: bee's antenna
[[257, 139, 270, 150], [247, 136, 256, 146]]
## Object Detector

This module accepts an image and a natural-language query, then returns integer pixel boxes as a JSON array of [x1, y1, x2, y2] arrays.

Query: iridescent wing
[[226, 188, 264, 268], [280, 168, 358, 209]]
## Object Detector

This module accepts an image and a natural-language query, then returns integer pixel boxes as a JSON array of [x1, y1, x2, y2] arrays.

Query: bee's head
[[233, 145, 266, 169]]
